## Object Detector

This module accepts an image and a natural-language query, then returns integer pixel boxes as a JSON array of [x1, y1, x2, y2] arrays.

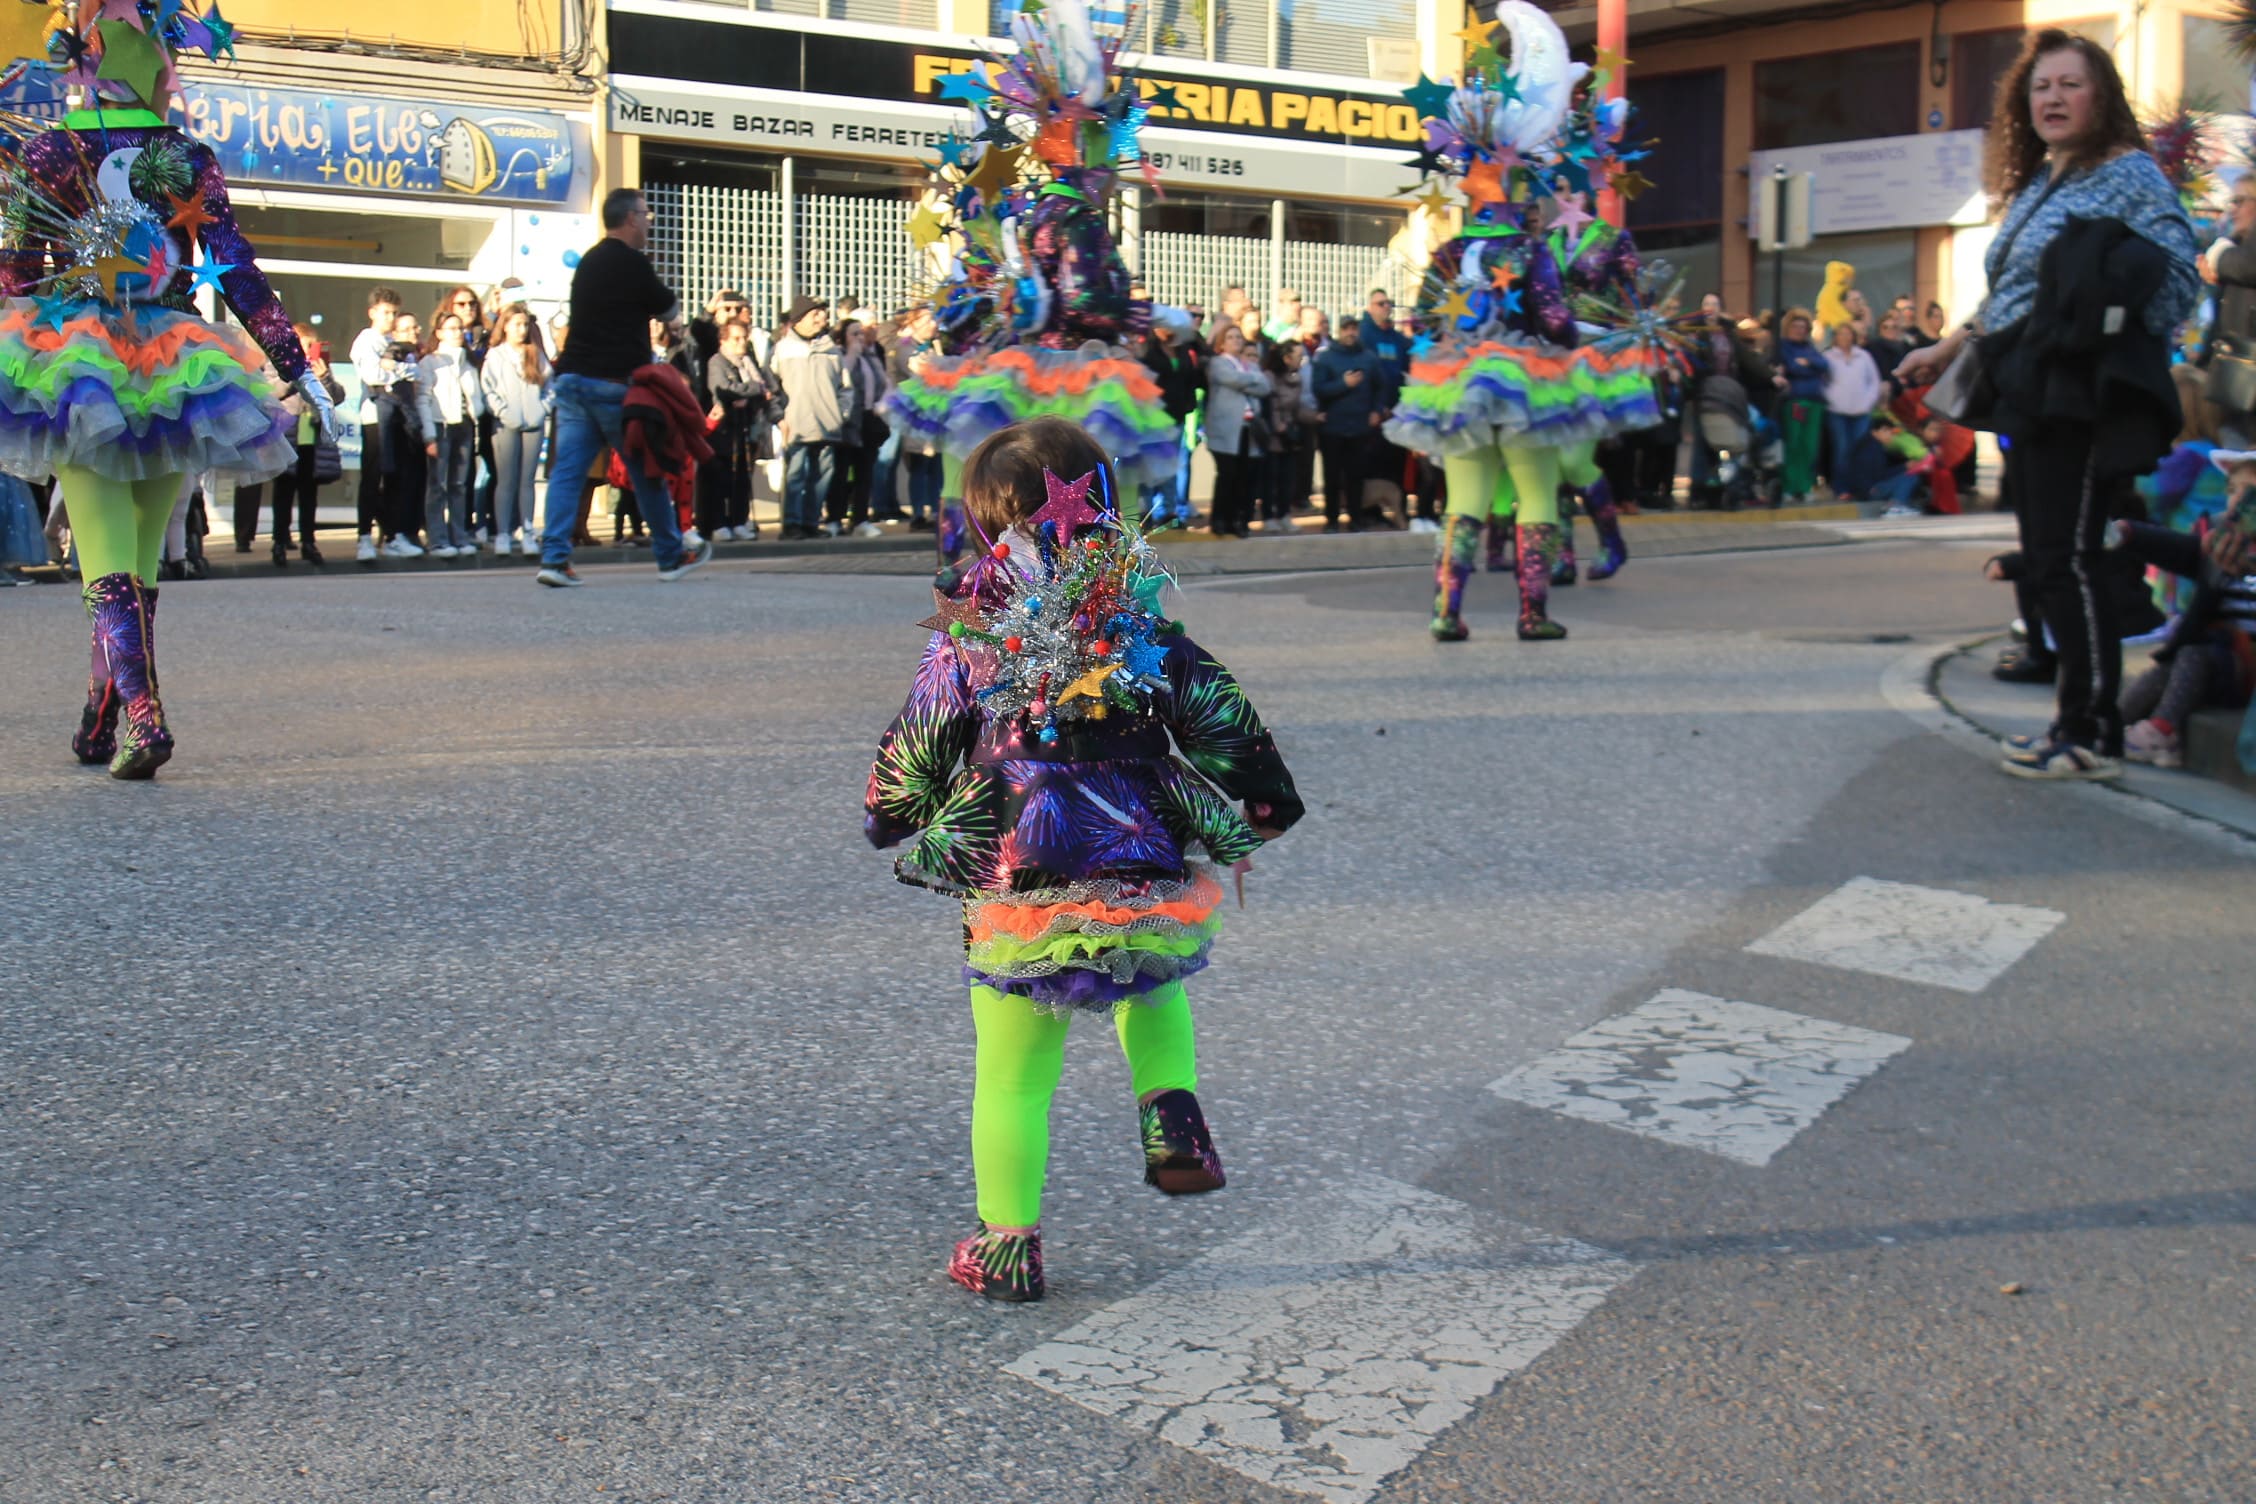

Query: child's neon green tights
[[968, 981, 1198, 1229]]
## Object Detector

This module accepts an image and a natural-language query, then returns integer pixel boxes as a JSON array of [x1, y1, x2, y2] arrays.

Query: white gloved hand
[[294, 371, 339, 443]]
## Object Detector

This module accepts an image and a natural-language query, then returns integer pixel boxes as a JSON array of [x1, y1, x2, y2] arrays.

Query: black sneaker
[[657, 538, 712, 582], [1141, 1090, 1226, 1195], [1992, 648, 2057, 684]]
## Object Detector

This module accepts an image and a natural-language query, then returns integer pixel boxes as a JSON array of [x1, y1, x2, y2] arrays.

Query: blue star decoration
[[1144, 83, 1183, 112], [1401, 73, 1455, 120], [933, 135, 973, 169], [1118, 633, 1167, 684], [1502, 287, 1524, 315], [935, 70, 993, 104], [1411, 333, 1438, 357], [189, 261, 236, 293], [30, 287, 77, 331]]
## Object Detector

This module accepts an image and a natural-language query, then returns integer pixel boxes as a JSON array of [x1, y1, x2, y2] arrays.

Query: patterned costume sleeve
[[191, 144, 308, 382], [1606, 227, 1643, 302], [865, 632, 980, 848], [1526, 241, 1575, 347], [1159, 634, 1304, 835]]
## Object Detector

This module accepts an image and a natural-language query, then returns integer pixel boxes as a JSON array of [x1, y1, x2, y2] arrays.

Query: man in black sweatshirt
[[536, 187, 712, 587]]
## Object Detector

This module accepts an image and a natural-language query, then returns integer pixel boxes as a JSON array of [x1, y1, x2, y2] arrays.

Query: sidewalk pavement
[[8, 503, 1868, 585], [1933, 636, 2256, 835]]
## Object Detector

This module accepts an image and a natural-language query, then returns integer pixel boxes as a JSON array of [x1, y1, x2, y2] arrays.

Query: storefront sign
[[612, 77, 1408, 200], [1746, 130, 1986, 236], [181, 85, 583, 207], [0, 67, 586, 207], [608, 3, 1423, 152]]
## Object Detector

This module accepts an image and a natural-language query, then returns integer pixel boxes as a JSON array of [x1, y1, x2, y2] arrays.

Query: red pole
[[1596, 0, 1628, 227]]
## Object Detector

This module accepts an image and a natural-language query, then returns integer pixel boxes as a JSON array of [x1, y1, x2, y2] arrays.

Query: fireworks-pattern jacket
[[2, 116, 307, 381], [865, 615, 1305, 897]]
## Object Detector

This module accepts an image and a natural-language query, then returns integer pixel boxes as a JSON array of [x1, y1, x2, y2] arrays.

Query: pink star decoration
[[1548, 190, 1594, 240], [1027, 467, 1104, 535]]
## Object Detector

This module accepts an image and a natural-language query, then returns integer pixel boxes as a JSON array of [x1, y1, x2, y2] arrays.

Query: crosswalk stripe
[[1004, 1177, 1632, 1503], [1747, 876, 2064, 993], [1490, 989, 1912, 1167]]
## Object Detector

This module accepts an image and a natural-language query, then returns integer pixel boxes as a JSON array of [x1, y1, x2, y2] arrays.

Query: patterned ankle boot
[[1550, 498, 1579, 586], [1141, 1089, 1226, 1194], [71, 577, 129, 763], [1584, 477, 1628, 581], [948, 1225, 1045, 1302], [1432, 515, 1475, 642], [92, 574, 174, 780], [1516, 524, 1569, 641]]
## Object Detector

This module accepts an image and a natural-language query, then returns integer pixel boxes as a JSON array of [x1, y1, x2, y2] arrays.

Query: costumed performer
[[882, 0, 1181, 582], [1384, 2, 1666, 642], [0, 0, 332, 780], [1486, 72, 1653, 585], [864, 417, 1303, 1302]]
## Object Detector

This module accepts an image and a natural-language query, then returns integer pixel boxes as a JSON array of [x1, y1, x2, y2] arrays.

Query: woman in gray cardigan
[[1202, 325, 1272, 538]]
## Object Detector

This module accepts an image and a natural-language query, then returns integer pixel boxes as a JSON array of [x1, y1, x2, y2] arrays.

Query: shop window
[[1142, 189, 1272, 238], [1624, 68, 1723, 235], [1277, 0, 1413, 79], [1628, 226, 1719, 314], [1761, 230, 1917, 324], [1949, 29, 2025, 132], [235, 206, 494, 272], [1287, 201, 1401, 248], [757, 0, 937, 23], [2184, 16, 2253, 113], [1754, 42, 1920, 150]]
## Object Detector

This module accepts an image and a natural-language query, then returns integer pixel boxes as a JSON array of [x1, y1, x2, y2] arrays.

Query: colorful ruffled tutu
[[0, 298, 295, 483], [885, 344, 1183, 490], [963, 868, 1224, 1012], [1385, 331, 1666, 458]]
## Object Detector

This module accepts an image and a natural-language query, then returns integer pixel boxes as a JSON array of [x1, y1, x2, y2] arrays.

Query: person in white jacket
[[1820, 323, 1884, 501], [419, 311, 487, 558], [480, 307, 554, 556]]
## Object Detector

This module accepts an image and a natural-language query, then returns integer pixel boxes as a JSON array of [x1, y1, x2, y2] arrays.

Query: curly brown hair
[[1983, 30, 2146, 206]]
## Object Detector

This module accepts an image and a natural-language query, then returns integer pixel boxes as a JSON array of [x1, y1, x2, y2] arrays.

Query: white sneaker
[[1408, 517, 1439, 534], [356, 535, 378, 563], [683, 527, 706, 550], [491, 535, 511, 555], [520, 536, 541, 557], [820, 521, 842, 537], [382, 536, 424, 558], [853, 521, 885, 538], [1881, 505, 1921, 519], [472, 526, 489, 545], [431, 544, 460, 559]]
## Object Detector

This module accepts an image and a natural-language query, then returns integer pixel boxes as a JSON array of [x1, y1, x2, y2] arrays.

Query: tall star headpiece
[[1026, 467, 1103, 536]]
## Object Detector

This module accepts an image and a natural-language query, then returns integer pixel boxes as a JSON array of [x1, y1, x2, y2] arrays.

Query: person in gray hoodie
[[771, 296, 854, 539], [479, 305, 554, 555]]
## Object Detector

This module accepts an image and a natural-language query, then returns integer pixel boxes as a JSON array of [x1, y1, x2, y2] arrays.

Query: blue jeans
[[542, 373, 685, 570], [868, 426, 903, 518], [783, 440, 836, 531], [904, 451, 941, 523], [1871, 468, 1922, 507], [1825, 412, 1870, 495], [1141, 424, 1190, 522]]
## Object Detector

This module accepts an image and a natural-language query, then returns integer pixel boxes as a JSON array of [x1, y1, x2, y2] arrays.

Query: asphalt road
[[2, 536, 2248, 1503]]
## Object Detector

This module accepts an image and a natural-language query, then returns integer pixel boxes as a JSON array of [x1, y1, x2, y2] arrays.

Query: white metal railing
[[1140, 230, 1272, 319]]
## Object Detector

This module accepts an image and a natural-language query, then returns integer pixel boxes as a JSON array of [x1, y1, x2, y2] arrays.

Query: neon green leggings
[[55, 465, 181, 581], [1489, 441, 1596, 523], [1445, 445, 1560, 528], [969, 981, 1198, 1229]]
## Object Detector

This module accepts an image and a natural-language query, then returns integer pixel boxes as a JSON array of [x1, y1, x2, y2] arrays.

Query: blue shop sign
[[0, 69, 579, 207], [183, 84, 579, 206]]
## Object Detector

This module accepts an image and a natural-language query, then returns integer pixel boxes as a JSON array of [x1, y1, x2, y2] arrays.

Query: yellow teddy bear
[[1814, 260, 1857, 337]]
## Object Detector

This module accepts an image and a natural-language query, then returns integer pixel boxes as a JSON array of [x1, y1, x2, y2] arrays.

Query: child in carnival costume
[[865, 417, 1302, 1302], [0, 0, 332, 779], [882, 0, 1182, 580], [1384, 2, 1666, 642], [1490, 74, 1653, 585]]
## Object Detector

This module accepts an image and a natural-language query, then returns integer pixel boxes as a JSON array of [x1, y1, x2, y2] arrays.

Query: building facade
[[1603, 0, 2250, 324], [601, 0, 1473, 321]]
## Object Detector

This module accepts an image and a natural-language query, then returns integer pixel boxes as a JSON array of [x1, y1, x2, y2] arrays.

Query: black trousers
[[1210, 441, 1256, 534], [267, 444, 320, 549], [1319, 432, 1369, 526], [2009, 424, 2127, 755], [367, 398, 426, 540]]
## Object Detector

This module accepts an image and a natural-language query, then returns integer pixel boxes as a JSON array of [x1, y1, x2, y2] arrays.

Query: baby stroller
[[1691, 375, 1783, 509]]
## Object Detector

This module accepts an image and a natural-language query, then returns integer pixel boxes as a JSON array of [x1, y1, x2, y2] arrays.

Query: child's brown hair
[[962, 417, 1113, 542]]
